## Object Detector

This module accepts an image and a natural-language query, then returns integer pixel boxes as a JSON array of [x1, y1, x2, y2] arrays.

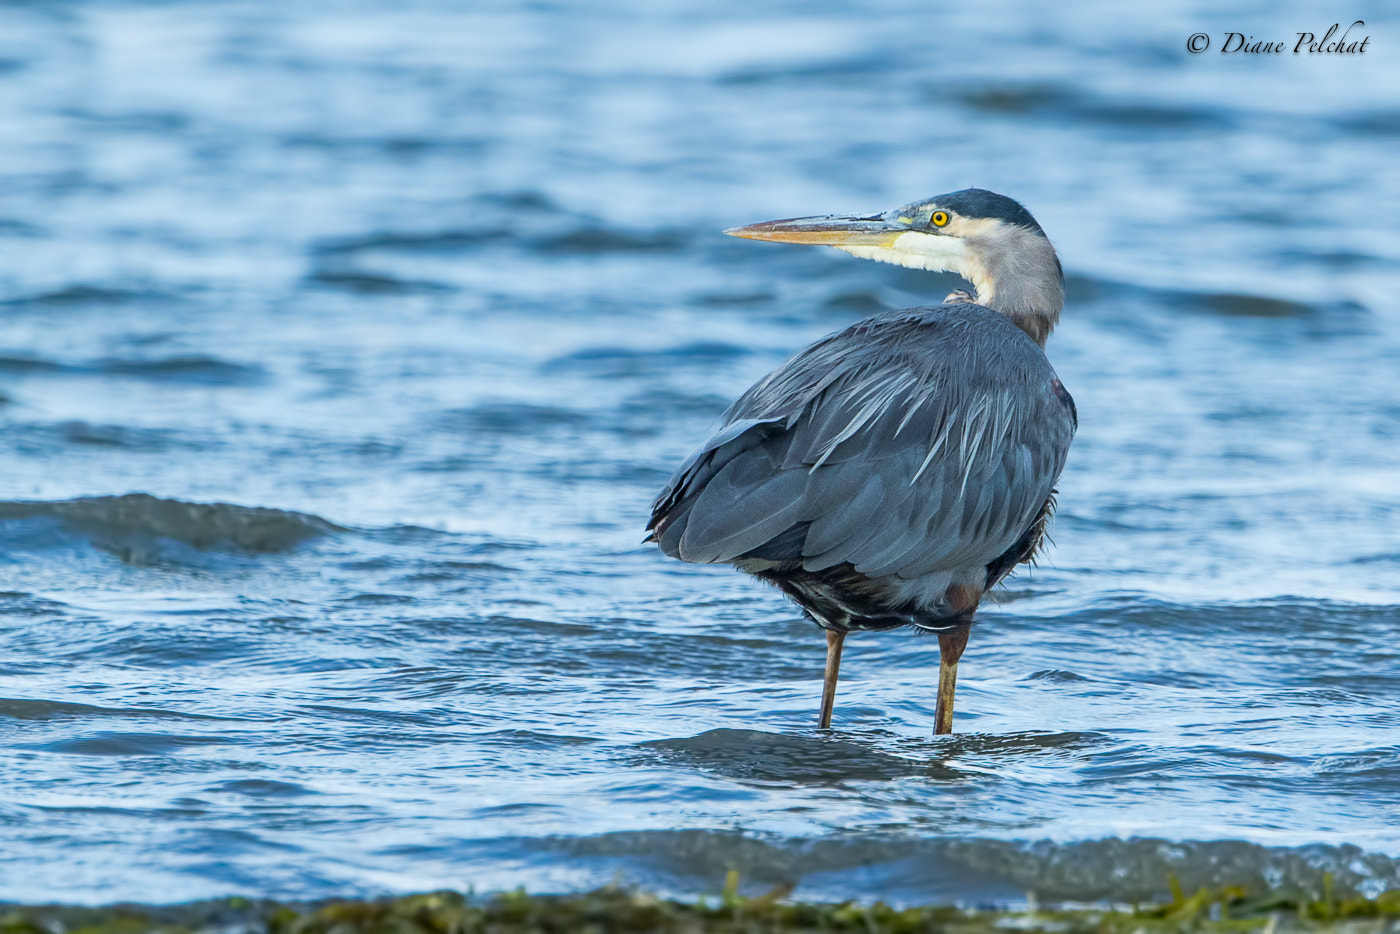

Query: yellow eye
[[931, 211, 950, 227]]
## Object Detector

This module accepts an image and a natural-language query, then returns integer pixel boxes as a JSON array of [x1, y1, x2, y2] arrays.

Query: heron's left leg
[[933, 624, 971, 735], [817, 630, 845, 729]]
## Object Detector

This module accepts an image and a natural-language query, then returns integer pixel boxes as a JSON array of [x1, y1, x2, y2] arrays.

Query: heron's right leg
[[817, 630, 845, 729], [933, 624, 971, 735]]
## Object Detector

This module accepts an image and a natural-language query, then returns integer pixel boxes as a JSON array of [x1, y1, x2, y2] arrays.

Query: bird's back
[[648, 303, 1076, 632]]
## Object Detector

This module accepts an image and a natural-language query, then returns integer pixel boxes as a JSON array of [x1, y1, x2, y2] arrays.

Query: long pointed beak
[[724, 213, 910, 248]]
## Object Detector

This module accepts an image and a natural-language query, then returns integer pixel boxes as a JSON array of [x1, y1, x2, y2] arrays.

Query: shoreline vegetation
[[6, 873, 1400, 934]]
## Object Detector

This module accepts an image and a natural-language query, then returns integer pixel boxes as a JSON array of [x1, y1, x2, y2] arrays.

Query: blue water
[[1, 0, 1399, 907]]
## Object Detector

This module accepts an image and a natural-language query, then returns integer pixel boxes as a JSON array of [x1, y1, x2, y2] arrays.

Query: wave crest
[[0, 493, 338, 554]]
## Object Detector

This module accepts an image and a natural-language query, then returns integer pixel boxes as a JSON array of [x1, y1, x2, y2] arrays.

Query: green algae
[[7, 874, 1400, 934]]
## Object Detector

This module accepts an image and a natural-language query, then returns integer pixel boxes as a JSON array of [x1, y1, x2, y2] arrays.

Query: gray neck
[[964, 225, 1064, 348]]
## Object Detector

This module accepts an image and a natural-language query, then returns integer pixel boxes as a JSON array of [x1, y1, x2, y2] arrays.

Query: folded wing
[[648, 307, 1074, 584]]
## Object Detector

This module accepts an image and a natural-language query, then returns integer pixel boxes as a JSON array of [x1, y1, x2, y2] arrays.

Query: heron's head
[[726, 188, 1063, 345]]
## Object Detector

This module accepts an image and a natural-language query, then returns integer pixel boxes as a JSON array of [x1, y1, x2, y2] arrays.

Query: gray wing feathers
[[802, 469, 888, 557], [651, 416, 783, 558], [679, 449, 810, 563], [651, 306, 1075, 582], [654, 417, 776, 507]]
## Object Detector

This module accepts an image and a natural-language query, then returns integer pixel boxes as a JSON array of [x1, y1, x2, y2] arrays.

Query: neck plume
[[963, 226, 1064, 348]]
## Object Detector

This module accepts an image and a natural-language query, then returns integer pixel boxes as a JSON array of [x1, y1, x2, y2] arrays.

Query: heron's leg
[[817, 630, 846, 729], [933, 624, 971, 735]]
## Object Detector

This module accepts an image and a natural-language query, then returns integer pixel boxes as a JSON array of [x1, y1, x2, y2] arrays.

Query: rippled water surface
[[2, 0, 1399, 907]]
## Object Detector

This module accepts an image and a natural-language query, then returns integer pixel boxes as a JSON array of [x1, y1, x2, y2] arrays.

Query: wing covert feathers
[[649, 305, 1074, 594]]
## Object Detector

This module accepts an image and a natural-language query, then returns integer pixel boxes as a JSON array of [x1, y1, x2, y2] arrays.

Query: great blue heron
[[646, 189, 1075, 734]]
